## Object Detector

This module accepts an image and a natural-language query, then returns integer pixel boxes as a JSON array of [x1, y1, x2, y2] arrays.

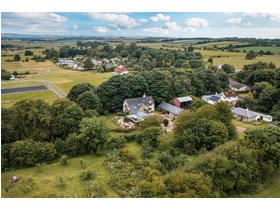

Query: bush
[[163, 119, 169, 127], [80, 168, 96, 181], [110, 128, 135, 133], [78, 158, 87, 169], [83, 181, 107, 198], [60, 155, 68, 166]]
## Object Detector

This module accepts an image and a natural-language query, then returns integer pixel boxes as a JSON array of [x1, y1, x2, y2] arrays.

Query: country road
[[44, 81, 66, 98]]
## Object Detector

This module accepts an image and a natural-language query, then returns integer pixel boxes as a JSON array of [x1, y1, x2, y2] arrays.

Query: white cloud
[[262, 12, 280, 22], [165, 21, 181, 30], [150, 13, 170, 22], [73, 24, 79, 30], [88, 13, 140, 29], [93, 26, 109, 33], [185, 27, 197, 32], [139, 18, 148, 23], [1, 12, 68, 33], [143, 26, 169, 35], [244, 12, 280, 22], [243, 22, 252, 26], [225, 18, 242, 24], [185, 18, 209, 28]]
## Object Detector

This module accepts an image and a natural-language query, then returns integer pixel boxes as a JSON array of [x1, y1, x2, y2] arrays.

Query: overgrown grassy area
[[197, 49, 245, 58], [1, 153, 116, 198], [1, 90, 59, 108]]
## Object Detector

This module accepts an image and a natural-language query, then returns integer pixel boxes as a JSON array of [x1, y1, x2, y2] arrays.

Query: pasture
[[194, 41, 247, 48], [213, 54, 280, 69], [1, 58, 113, 94], [196, 49, 245, 58], [236, 46, 280, 54]]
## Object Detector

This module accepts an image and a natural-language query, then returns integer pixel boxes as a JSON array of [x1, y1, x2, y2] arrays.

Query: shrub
[[163, 119, 169, 127], [79, 168, 96, 181], [60, 155, 68, 166]]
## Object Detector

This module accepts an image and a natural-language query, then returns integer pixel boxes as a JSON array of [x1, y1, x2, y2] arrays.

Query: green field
[[1, 40, 76, 49], [194, 41, 247, 48], [196, 49, 245, 58], [213, 54, 280, 69], [1, 81, 44, 89], [237, 46, 280, 54], [1, 90, 59, 108], [1, 59, 113, 94]]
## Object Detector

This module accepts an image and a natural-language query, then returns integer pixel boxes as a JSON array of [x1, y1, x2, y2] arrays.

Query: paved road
[[44, 81, 66, 98], [1, 85, 47, 94]]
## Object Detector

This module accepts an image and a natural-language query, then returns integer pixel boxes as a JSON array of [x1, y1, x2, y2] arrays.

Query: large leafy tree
[[77, 90, 102, 112], [57, 104, 84, 139], [1, 107, 18, 144], [79, 117, 110, 154], [11, 99, 51, 141], [165, 170, 216, 198], [67, 83, 96, 103], [189, 140, 261, 197], [97, 74, 148, 112], [9, 140, 57, 168]]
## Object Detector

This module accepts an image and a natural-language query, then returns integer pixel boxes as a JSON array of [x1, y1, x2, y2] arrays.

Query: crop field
[[194, 41, 247, 48], [196, 49, 246, 58], [236, 46, 280, 54], [213, 54, 280, 69]]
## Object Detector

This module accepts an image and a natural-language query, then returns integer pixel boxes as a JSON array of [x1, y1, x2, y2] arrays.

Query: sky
[[2, 12, 280, 38]]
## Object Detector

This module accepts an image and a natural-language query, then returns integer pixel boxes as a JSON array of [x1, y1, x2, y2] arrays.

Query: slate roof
[[158, 102, 183, 115], [176, 96, 192, 102], [125, 96, 154, 108], [232, 107, 259, 118]]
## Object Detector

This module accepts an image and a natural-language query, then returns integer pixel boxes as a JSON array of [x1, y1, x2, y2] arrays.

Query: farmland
[[236, 46, 280, 54]]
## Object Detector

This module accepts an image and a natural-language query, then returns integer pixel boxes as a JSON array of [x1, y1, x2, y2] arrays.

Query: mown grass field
[[1, 81, 44, 89], [1, 58, 113, 94], [1, 90, 59, 108]]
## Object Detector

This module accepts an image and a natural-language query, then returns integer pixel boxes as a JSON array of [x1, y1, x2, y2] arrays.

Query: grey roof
[[229, 80, 249, 89], [232, 107, 259, 118], [129, 108, 148, 118], [158, 102, 183, 115], [209, 95, 221, 102], [263, 115, 273, 119], [125, 96, 154, 108], [176, 96, 192, 102]]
